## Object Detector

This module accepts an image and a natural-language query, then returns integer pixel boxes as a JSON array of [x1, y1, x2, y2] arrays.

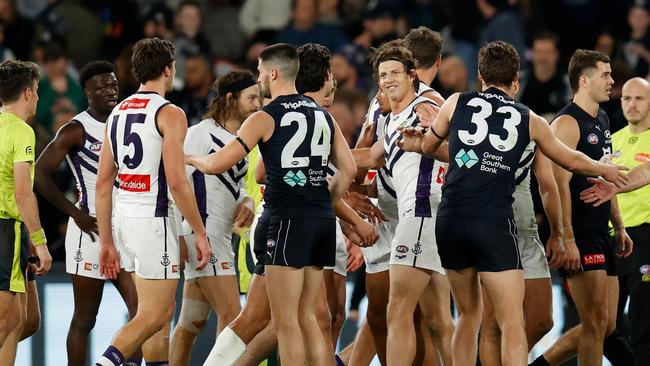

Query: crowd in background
[[3, 0, 650, 356]]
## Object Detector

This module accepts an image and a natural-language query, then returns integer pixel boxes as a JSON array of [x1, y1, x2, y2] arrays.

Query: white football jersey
[[184, 118, 248, 231], [383, 95, 445, 218], [512, 141, 538, 233], [65, 111, 106, 216], [365, 97, 398, 219], [417, 81, 434, 96], [106, 91, 174, 217]]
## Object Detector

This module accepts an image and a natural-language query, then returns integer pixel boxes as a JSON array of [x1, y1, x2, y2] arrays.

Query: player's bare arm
[[531, 113, 628, 186], [35, 122, 98, 239], [96, 127, 120, 279], [186, 110, 274, 175], [255, 158, 267, 184], [352, 141, 385, 170], [610, 195, 633, 258], [14, 162, 52, 274], [329, 118, 357, 204], [334, 200, 378, 247], [533, 152, 565, 269], [158, 104, 211, 270]]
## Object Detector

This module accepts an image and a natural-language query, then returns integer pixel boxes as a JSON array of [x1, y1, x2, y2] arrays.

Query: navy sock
[[97, 345, 124, 366], [124, 355, 143, 366], [335, 354, 345, 366], [145, 362, 168, 366], [529, 354, 550, 366]]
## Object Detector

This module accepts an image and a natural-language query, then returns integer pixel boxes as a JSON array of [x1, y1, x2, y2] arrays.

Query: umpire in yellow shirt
[[612, 77, 650, 365], [0, 60, 52, 348]]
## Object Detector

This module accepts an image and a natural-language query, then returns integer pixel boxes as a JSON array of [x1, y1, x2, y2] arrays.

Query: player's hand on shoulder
[[579, 177, 617, 207], [414, 103, 439, 128]]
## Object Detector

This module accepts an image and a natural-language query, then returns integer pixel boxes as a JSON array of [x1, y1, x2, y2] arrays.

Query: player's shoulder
[[419, 89, 445, 106]]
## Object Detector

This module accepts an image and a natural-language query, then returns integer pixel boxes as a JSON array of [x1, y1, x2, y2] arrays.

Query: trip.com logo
[[118, 174, 151, 192], [455, 148, 479, 168]]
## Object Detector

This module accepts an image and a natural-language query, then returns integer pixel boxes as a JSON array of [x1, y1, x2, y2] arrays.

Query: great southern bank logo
[[455, 148, 479, 168], [283, 170, 307, 187]]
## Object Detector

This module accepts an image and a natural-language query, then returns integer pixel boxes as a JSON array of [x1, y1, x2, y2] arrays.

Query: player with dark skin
[[34, 63, 139, 366]]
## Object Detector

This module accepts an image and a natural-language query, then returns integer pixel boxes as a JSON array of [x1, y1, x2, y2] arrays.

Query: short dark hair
[[79, 61, 115, 90], [178, 0, 201, 10], [0, 60, 40, 105], [478, 41, 520, 87], [258, 43, 300, 81], [372, 46, 419, 90], [131, 38, 175, 84], [404, 27, 443, 69], [533, 31, 559, 46], [204, 70, 256, 125], [296, 43, 330, 94], [568, 49, 610, 92], [43, 42, 67, 64]]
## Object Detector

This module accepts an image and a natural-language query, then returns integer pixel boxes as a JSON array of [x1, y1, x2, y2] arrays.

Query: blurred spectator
[[244, 40, 269, 72], [143, 2, 174, 40], [84, 0, 143, 61], [0, 0, 34, 60], [173, 0, 211, 83], [623, 2, 650, 78], [478, 0, 526, 64], [0, 19, 15, 62], [445, 0, 481, 84], [201, 0, 247, 61], [596, 30, 620, 60], [318, 0, 342, 25], [275, 0, 350, 51], [355, 1, 398, 49], [114, 45, 139, 99], [239, 0, 291, 40], [35, 43, 87, 135], [518, 32, 570, 120], [330, 44, 370, 93], [55, 2, 104, 67], [168, 53, 215, 126], [329, 87, 367, 146], [436, 55, 469, 98]]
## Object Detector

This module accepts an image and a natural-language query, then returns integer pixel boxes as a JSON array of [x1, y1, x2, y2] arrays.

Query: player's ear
[[270, 69, 278, 81], [435, 55, 442, 69]]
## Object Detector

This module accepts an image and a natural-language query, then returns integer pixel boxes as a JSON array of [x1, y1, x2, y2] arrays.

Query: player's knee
[[529, 314, 554, 339], [582, 308, 608, 335], [367, 305, 386, 331], [177, 299, 211, 334], [70, 312, 98, 334], [22, 313, 40, 339]]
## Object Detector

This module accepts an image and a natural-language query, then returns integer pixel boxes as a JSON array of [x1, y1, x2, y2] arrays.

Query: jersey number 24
[[280, 110, 331, 168]]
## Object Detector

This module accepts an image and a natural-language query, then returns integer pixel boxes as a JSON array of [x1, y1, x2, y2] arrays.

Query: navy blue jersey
[[259, 94, 335, 219], [556, 102, 612, 234], [438, 87, 531, 218]]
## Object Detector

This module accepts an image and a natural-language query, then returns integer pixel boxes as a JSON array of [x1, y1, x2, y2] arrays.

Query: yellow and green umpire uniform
[[611, 124, 650, 365], [0, 112, 35, 293]]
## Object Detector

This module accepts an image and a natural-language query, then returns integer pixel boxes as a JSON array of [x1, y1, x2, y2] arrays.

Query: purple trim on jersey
[[216, 174, 240, 200], [78, 158, 98, 174], [69, 151, 89, 211], [414, 157, 434, 217], [83, 131, 100, 143], [155, 160, 169, 217], [210, 134, 225, 148], [192, 170, 208, 224], [110, 115, 119, 167], [378, 167, 397, 198], [154, 101, 171, 138], [387, 149, 405, 175], [79, 147, 99, 162]]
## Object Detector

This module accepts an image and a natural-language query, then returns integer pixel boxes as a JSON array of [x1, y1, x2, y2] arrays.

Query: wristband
[[30, 228, 47, 246]]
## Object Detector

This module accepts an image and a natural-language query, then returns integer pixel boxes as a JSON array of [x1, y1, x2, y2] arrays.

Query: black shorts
[[266, 216, 336, 269], [435, 215, 523, 272], [559, 228, 616, 277], [0, 218, 28, 292], [252, 209, 271, 276]]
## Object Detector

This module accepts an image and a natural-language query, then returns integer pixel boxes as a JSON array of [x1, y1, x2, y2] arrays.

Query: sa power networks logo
[[455, 148, 479, 168]]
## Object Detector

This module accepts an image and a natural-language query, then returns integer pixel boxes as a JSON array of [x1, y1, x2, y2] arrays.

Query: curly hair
[[296, 43, 331, 94], [204, 70, 256, 125], [79, 61, 115, 90]]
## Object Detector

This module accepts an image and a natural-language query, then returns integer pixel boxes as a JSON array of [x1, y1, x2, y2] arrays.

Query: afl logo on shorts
[[587, 133, 599, 145], [267, 239, 276, 248], [396, 245, 409, 254]]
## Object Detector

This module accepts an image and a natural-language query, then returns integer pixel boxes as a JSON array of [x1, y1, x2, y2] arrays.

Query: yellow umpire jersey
[[612, 126, 650, 228]]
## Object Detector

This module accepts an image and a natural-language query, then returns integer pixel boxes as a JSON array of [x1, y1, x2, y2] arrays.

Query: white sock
[[202, 326, 246, 366], [95, 356, 118, 366]]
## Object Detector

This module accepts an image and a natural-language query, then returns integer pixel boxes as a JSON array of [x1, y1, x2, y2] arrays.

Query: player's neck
[[304, 90, 325, 106], [572, 92, 600, 117], [223, 117, 242, 135], [629, 117, 650, 134], [1, 103, 30, 122], [87, 107, 108, 124], [416, 67, 436, 85], [270, 80, 298, 99], [138, 80, 167, 98], [390, 89, 417, 115], [482, 84, 516, 98]]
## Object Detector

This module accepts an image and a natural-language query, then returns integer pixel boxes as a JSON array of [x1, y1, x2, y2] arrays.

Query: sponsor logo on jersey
[[587, 133, 599, 145], [120, 98, 150, 110], [267, 239, 276, 248], [583, 253, 605, 266], [118, 174, 151, 192], [455, 148, 479, 168], [25, 146, 33, 155], [604, 130, 611, 138], [635, 153, 649, 163], [84, 262, 93, 271], [283, 170, 307, 187], [396, 245, 409, 254], [89, 141, 103, 152], [221, 261, 232, 270], [396, 254, 407, 259], [281, 100, 317, 109], [629, 136, 638, 144]]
